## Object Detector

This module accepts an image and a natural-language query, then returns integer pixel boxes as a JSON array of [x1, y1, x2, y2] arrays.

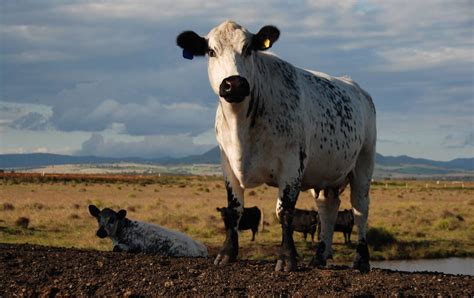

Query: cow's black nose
[[219, 76, 250, 103], [96, 228, 108, 238]]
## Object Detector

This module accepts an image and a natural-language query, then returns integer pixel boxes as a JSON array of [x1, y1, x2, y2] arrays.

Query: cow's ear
[[117, 209, 127, 220], [176, 31, 208, 60], [216, 207, 221, 212], [253, 25, 280, 51], [89, 205, 100, 218]]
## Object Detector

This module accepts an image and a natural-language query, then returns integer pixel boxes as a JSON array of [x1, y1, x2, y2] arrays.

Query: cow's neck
[[217, 97, 251, 162]]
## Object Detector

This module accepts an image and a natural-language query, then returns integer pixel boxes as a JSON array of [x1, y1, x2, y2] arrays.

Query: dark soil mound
[[1, 243, 472, 296]]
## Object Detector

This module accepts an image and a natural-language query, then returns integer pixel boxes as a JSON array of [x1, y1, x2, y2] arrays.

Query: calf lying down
[[89, 205, 208, 257]]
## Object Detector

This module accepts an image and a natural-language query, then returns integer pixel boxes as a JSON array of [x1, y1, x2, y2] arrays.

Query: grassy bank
[[1, 174, 473, 262]]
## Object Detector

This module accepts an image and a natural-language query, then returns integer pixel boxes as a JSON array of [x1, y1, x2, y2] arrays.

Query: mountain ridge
[[0, 148, 473, 174]]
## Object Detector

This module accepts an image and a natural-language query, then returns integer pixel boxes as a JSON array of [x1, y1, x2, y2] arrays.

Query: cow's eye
[[208, 49, 216, 57]]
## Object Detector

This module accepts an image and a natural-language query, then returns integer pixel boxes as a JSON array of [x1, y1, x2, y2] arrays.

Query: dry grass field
[[1, 173, 473, 262]]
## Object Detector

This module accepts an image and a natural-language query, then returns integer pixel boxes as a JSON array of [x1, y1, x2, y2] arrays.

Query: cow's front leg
[[274, 181, 300, 272], [310, 188, 340, 267], [214, 156, 244, 266]]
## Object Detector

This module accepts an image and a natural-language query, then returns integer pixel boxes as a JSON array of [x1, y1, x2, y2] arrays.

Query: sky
[[0, 0, 473, 161]]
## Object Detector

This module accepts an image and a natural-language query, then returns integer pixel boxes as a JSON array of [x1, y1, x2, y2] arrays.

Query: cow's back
[[296, 67, 376, 189]]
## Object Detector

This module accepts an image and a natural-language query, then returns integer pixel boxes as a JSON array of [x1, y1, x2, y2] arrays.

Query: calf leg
[[214, 155, 244, 266], [274, 180, 301, 272], [310, 188, 340, 267], [251, 228, 256, 241]]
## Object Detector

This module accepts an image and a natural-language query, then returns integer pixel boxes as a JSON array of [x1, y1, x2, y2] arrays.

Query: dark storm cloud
[[10, 112, 51, 131]]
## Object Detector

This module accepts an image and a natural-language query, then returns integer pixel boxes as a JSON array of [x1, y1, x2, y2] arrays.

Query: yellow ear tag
[[263, 38, 271, 49]]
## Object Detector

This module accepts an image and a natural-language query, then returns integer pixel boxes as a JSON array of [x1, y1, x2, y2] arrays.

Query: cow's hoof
[[275, 258, 297, 272], [213, 254, 234, 266], [310, 241, 326, 268], [353, 240, 370, 273], [353, 259, 370, 273], [309, 256, 326, 268]]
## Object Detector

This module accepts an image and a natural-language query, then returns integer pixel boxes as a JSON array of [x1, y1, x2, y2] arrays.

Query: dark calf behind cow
[[292, 208, 319, 243], [335, 209, 354, 244], [217, 206, 261, 241]]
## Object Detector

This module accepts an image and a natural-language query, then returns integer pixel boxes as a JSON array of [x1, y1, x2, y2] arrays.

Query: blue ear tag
[[183, 49, 194, 60]]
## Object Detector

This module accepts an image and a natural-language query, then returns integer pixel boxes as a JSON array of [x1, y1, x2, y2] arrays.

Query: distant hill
[[0, 153, 149, 169], [157, 147, 221, 165], [1, 148, 473, 178], [375, 153, 474, 172]]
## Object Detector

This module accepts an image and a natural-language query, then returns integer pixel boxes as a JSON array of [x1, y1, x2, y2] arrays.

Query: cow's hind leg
[[214, 154, 244, 266], [310, 189, 340, 267], [274, 181, 301, 272], [350, 147, 374, 273]]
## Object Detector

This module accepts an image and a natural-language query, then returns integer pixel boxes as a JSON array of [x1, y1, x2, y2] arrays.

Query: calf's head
[[89, 205, 127, 238], [177, 21, 280, 103]]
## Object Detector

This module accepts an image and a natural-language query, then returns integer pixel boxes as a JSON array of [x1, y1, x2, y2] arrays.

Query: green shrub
[[435, 218, 461, 231]]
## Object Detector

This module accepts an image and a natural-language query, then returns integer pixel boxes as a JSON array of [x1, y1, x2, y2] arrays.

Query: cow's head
[[89, 205, 127, 239], [177, 21, 280, 103]]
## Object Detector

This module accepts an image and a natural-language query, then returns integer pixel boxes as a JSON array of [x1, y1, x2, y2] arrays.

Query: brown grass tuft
[[2, 203, 15, 211], [15, 217, 30, 229]]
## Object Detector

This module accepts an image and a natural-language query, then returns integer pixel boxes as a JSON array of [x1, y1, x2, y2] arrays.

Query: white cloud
[[4, 50, 74, 63], [375, 47, 474, 71], [77, 133, 213, 158], [51, 98, 215, 135], [55, 1, 222, 22]]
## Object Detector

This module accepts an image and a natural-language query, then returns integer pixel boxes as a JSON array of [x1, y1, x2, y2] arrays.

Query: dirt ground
[[1, 243, 472, 296]]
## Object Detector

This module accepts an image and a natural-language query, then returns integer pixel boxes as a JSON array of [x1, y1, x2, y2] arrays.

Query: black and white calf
[[177, 21, 376, 272], [88, 205, 208, 257], [292, 208, 319, 243], [217, 206, 261, 241]]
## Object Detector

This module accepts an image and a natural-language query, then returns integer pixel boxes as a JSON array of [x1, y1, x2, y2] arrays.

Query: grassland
[[1, 173, 473, 263]]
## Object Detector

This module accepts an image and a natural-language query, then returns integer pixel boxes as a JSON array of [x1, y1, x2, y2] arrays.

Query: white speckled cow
[[88, 205, 208, 257], [177, 21, 376, 272]]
